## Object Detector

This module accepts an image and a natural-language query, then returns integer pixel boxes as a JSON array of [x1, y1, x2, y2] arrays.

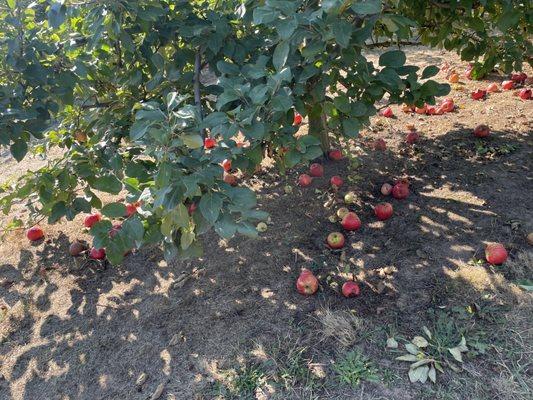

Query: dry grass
[[506, 250, 533, 280], [316, 307, 365, 348]]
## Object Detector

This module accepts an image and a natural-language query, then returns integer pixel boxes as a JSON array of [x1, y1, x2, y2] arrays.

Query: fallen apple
[[341, 212, 361, 231], [471, 89, 486, 100], [518, 88, 531, 100], [380, 107, 394, 118], [448, 73, 459, 83], [309, 163, 324, 177], [296, 269, 319, 295], [84, 213, 101, 228], [510, 72, 527, 84], [487, 83, 499, 93], [381, 183, 393, 196], [425, 105, 437, 115], [298, 174, 312, 187], [406, 131, 419, 145], [485, 243, 508, 265], [69, 241, 87, 256], [374, 202, 393, 221], [26, 226, 44, 241], [328, 149, 343, 161], [415, 105, 427, 114], [337, 207, 349, 219], [330, 175, 343, 188], [344, 191, 357, 205], [473, 124, 490, 138], [392, 182, 409, 199], [502, 80, 514, 90], [373, 139, 387, 151], [256, 222, 268, 232], [440, 98, 454, 113], [89, 247, 106, 260], [326, 232, 345, 249], [342, 281, 361, 298]]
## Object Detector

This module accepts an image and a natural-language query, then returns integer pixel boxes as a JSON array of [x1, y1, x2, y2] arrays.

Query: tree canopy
[[0, 0, 530, 264]]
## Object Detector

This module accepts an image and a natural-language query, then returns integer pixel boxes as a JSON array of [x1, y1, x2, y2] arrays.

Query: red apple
[[341, 212, 361, 231], [381, 183, 393, 196], [487, 83, 499, 93], [473, 124, 490, 138], [293, 112, 303, 126], [26, 226, 44, 241], [89, 247, 106, 260], [425, 105, 437, 115], [485, 243, 508, 265], [373, 139, 387, 151], [392, 182, 409, 199], [326, 232, 345, 249], [415, 105, 427, 114], [298, 174, 312, 187], [204, 137, 216, 149], [69, 241, 87, 256], [330, 175, 343, 188], [502, 80, 514, 90], [510, 72, 527, 84], [439, 100, 454, 113], [406, 131, 419, 145], [342, 281, 361, 298], [84, 213, 101, 228], [296, 269, 319, 295], [374, 202, 393, 221], [188, 203, 197, 215], [328, 149, 343, 161], [222, 159, 232, 172], [518, 88, 531, 100], [223, 172, 238, 186], [309, 163, 324, 177], [125, 203, 137, 217], [471, 89, 486, 100], [380, 107, 394, 118]]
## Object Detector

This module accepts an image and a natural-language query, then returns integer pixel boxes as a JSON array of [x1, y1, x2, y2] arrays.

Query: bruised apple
[[485, 243, 508, 265], [309, 163, 324, 177], [342, 281, 360, 298], [341, 212, 361, 231], [296, 269, 319, 295], [326, 232, 345, 249], [298, 174, 312, 187], [473, 124, 490, 138], [26, 226, 44, 241], [374, 202, 393, 221], [392, 182, 409, 199]]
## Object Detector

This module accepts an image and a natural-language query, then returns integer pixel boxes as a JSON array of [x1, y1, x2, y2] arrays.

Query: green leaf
[[7, 0, 15, 10], [421, 65, 439, 79], [102, 202, 127, 218], [199, 192, 223, 224], [182, 134, 204, 149], [273, 41, 290, 71], [386, 337, 398, 349], [428, 365, 437, 383], [92, 175, 122, 194], [332, 20, 352, 48], [214, 215, 238, 239], [49, 201, 67, 223], [253, 7, 279, 24], [351, 0, 382, 15], [412, 336, 429, 348], [379, 50, 406, 68], [10, 140, 28, 162], [448, 347, 463, 363], [277, 18, 298, 40], [405, 343, 419, 355], [342, 118, 361, 138]]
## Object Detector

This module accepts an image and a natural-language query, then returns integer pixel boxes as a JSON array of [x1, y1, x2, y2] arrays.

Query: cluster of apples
[[25, 201, 140, 262], [204, 137, 241, 187], [470, 73, 530, 101], [401, 98, 455, 116], [296, 268, 360, 297]]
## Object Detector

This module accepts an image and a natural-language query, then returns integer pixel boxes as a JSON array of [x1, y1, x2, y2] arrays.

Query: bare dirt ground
[[1, 47, 532, 400]]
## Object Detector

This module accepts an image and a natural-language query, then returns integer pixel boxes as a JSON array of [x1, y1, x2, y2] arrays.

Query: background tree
[[0, 0, 530, 264]]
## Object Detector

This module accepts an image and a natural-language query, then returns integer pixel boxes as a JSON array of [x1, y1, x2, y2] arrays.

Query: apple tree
[[0, 0, 530, 264]]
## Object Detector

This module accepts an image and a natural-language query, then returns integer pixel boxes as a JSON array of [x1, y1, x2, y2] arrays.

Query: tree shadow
[[0, 125, 531, 399]]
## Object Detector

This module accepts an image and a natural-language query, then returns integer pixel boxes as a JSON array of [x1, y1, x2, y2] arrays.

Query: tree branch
[[194, 49, 206, 138]]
